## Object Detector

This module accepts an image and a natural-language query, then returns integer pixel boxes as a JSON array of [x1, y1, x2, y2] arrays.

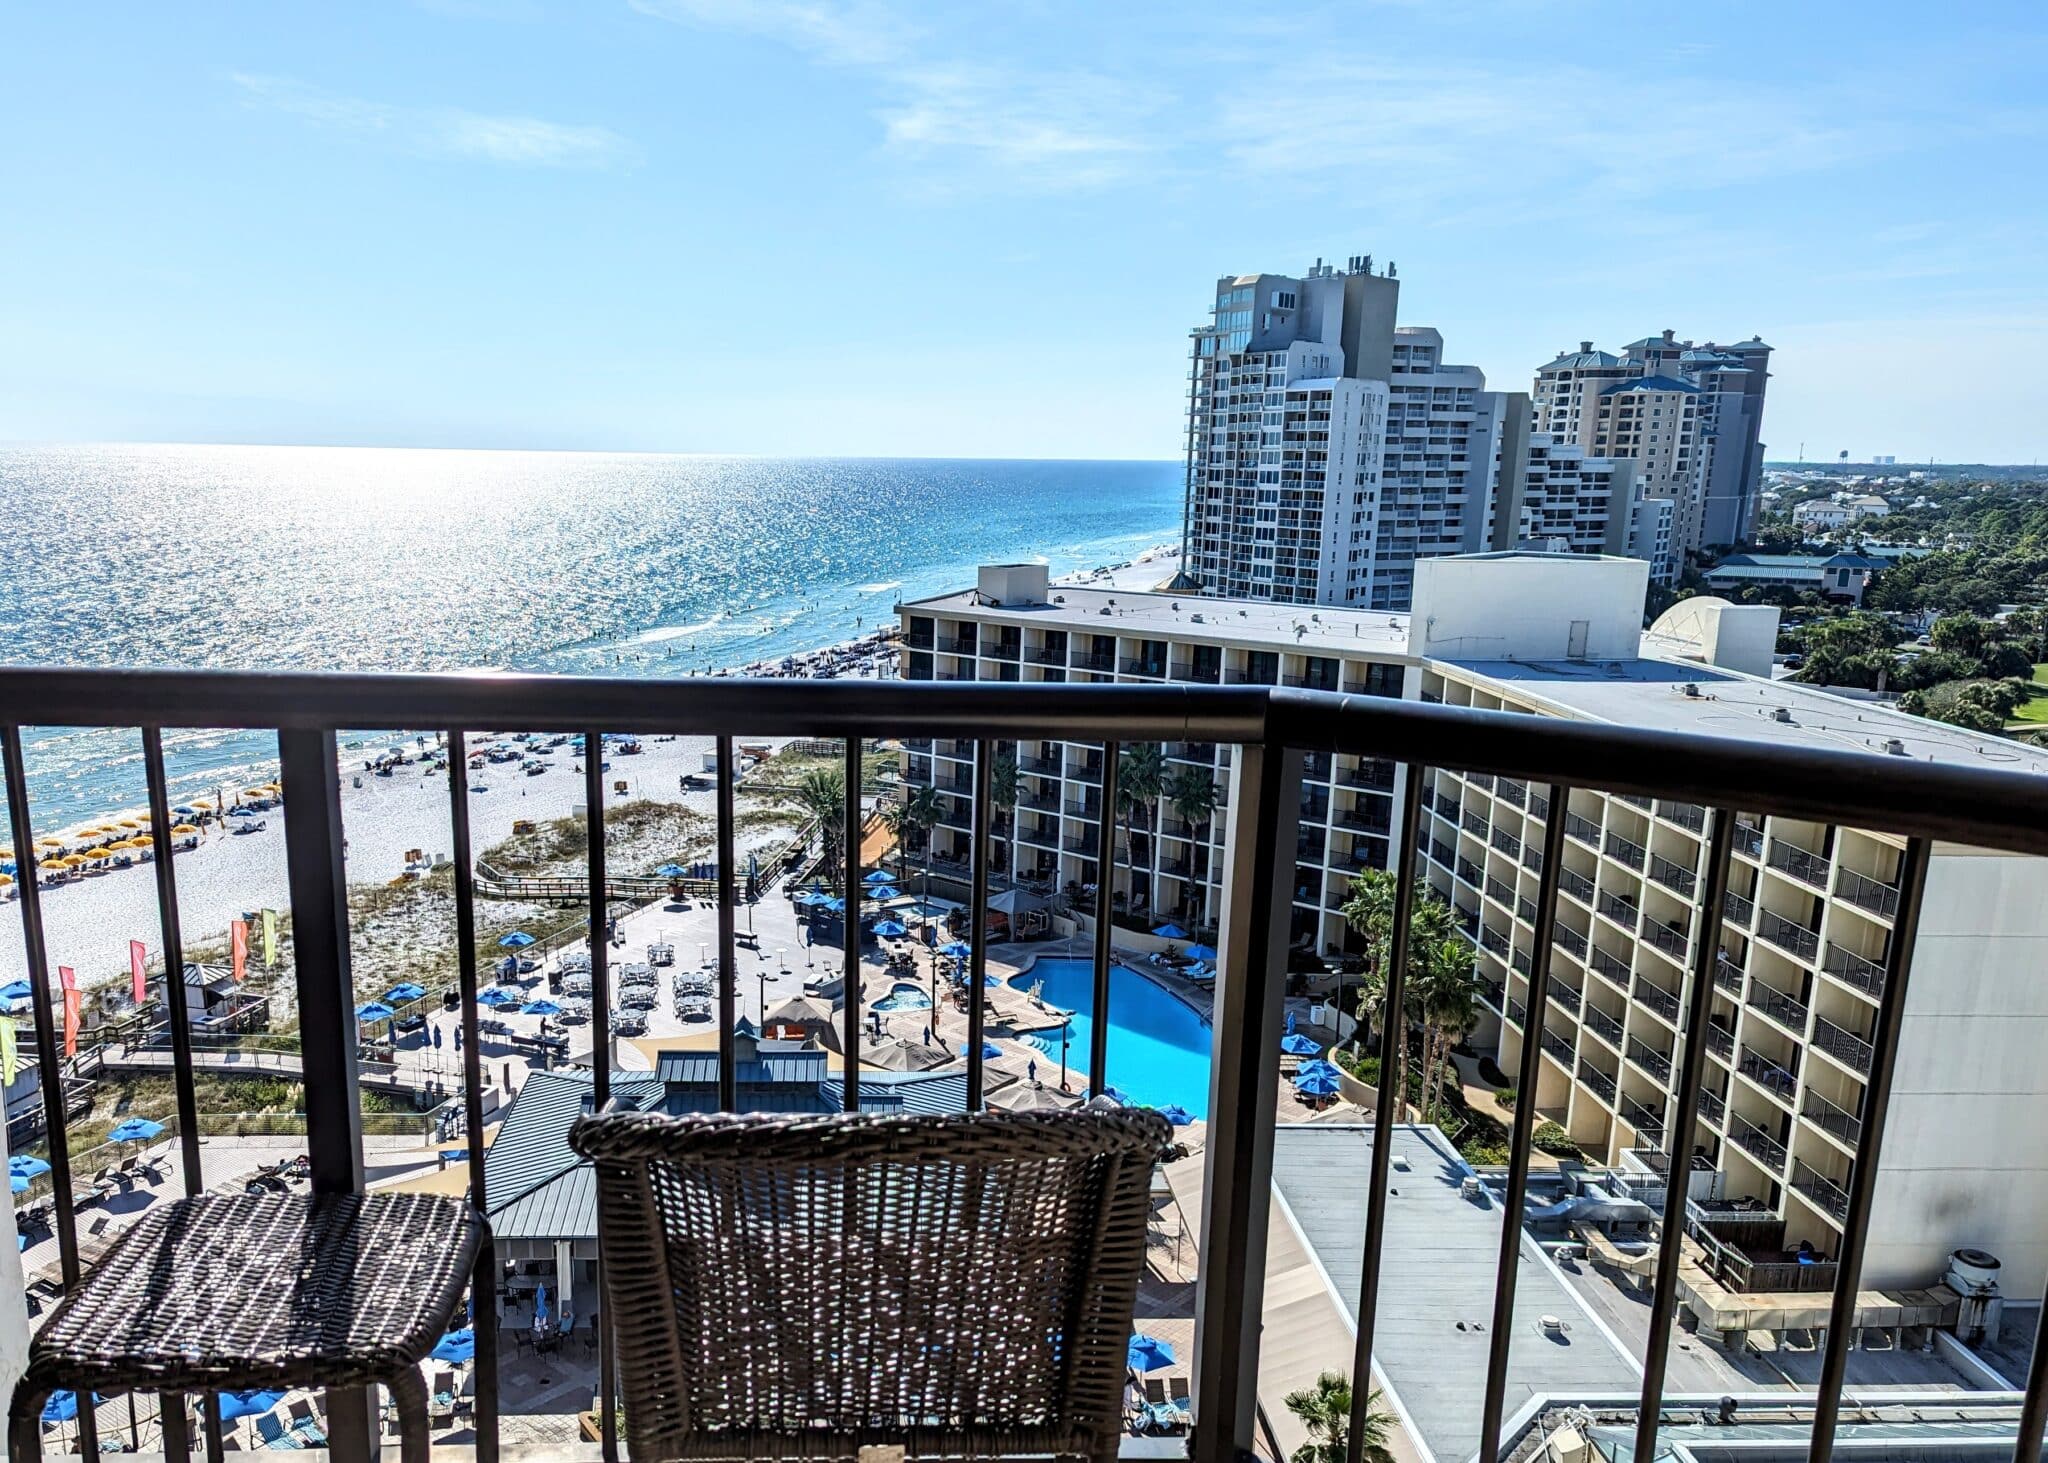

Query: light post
[[1060, 1026, 1070, 1091]]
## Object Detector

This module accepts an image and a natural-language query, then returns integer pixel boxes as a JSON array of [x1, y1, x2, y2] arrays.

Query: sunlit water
[[0, 444, 1180, 829]]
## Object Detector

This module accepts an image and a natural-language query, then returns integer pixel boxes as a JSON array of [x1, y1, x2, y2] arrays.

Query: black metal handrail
[[1583, 1005, 1624, 1047], [1791, 1157, 1852, 1222], [1746, 982, 1810, 1035], [11, 669, 2048, 1463], [1635, 977, 1681, 1023], [1577, 1059, 1617, 1102], [1835, 863, 1901, 919], [1757, 908, 1820, 962], [1812, 1014, 1875, 1074], [1649, 853, 1697, 897], [1823, 940, 1887, 997], [1627, 1036, 1674, 1083], [1802, 1087, 1863, 1145], [1729, 1113, 1789, 1170], [1768, 836, 1831, 890]]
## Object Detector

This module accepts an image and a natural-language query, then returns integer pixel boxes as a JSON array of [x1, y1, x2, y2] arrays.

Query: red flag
[[59, 965, 79, 1057], [131, 940, 149, 1008], [231, 919, 249, 984]]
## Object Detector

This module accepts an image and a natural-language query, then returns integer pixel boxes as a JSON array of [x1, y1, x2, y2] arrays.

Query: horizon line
[[0, 436, 1184, 465]]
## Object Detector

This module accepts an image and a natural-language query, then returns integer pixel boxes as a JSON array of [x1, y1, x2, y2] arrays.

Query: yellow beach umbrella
[[38, 860, 66, 873], [171, 823, 200, 836], [36, 837, 64, 849], [0, 848, 11, 860], [118, 818, 143, 829], [0, 872, 12, 886], [83, 848, 114, 861], [59, 853, 89, 867], [191, 799, 213, 810]]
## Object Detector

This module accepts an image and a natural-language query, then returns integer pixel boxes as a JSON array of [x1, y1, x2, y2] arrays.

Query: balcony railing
[[1822, 941, 1887, 997], [1746, 982, 1810, 1036], [1738, 1044, 1801, 1101], [1835, 863, 1902, 919], [1757, 908, 1820, 962], [6, 666, 2048, 1463], [1565, 812, 1601, 847], [1729, 1114, 1789, 1171], [1588, 946, 1631, 989], [1648, 853, 1697, 897], [1658, 800, 1706, 833], [1561, 868, 1595, 904], [1812, 1014, 1876, 1075], [1583, 1005, 1624, 1048], [1577, 1060, 1617, 1103], [1626, 1036, 1674, 1083], [1722, 889, 1754, 926], [1768, 837, 1832, 890], [1604, 832, 1647, 871], [1715, 955, 1745, 994], [1791, 1157, 1853, 1222], [1549, 976, 1583, 1015], [1802, 1088, 1864, 1146], [1621, 1094, 1664, 1140], [1596, 891, 1639, 930], [1635, 977, 1681, 1023]]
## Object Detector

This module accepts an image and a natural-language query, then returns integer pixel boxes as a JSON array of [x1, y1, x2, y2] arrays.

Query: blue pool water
[[872, 982, 933, 1012], [1011, 959, 1213, 1118]]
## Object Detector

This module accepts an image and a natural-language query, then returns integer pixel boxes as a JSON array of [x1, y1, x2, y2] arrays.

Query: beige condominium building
[[902, 553, 2048, 1295]]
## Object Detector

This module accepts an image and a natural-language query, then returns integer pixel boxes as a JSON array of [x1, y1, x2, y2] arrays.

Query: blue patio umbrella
[[0, 979, 31, 1002], [864, 885, 900, 901], [432, 1024, 444, 1051], [958, 1040, 1003, 1059], [1296, 1058, 1341, 1081], [939, 941, 972, 958], [10, 1174, 26, 1194], [107, 1118, 165, 1144], [1185, 943, 1218, 960], [1285, 1010, 1297, 1035], [217, 1390, 286, 1422], [41, 1391, 98, 1424], [1280, 1032, 1322, 1056], [1151, 923, 1189, 939], [498, 931, 536, 949], [384, 982, 426, 1004], [821, 896, 847, 913], [863, 870, 894, 885], [9, 1154, 51, 1181], [355, 1000, 397, 1024], [430, 1328, 477, 1364], [1097, 1086, 1132, 1106], [792, 890, 825, 907], [1155, 1104, 1194, 1127], [1128, 1334, 1177, 1372], [534, 1283, 550, 1324], [1294, 1069, 1340, 1097], [478, 987, 520, 1008], [522, 999, 563, 1017], [655, 864, 687, 878], [872, 920, 908, 938]]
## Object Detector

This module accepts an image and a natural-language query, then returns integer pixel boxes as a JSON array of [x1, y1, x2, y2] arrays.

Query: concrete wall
[[1407, 553, 1649, 663], [1867, 848, 2048, 1294], [976, 563, 1050, 606]]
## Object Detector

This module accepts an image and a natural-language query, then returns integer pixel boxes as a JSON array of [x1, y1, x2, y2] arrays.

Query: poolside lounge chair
[[254, 1414, 303, 1449], [573, 1107, 1168, 1463], [286, 1398, 325, 1444]]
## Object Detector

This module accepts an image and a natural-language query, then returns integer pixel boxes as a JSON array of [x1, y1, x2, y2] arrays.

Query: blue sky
[[4, 1, 2045, 460]]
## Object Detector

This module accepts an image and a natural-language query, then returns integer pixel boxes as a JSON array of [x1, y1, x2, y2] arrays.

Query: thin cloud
[[880, 65, 1162, 190], [229, 73, 633, 169], [626, 0, 912, 65]]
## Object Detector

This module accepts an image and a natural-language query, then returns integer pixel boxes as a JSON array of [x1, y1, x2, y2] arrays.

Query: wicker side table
[[8, 1192, 485, 1463]]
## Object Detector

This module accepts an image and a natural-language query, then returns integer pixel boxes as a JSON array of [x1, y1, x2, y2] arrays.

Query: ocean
[[0, 444, 1182, 831]]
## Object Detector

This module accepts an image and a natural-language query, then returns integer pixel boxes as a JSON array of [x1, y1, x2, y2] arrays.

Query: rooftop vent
[[1771, 706, 1794, 723], [1682, 683, 1701, 698], [1190, 613, 1205, 623], [1884, 737, 1907, 755], [1538, 1315, 1566, 1337]]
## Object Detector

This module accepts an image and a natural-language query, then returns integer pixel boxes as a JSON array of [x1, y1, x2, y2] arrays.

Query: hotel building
[[901, 554, 2048, 1293]]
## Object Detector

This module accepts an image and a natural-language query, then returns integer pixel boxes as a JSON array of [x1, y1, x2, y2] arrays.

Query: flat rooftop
[[1441, 657, 2048, 778], [901, 583, 1415, 657], [1272, 1125, 1641, 1463]]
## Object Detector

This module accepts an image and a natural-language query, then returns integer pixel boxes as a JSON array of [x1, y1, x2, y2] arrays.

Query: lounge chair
[[1143, 1377, 1168, 1407], [254, 1414, 303, 1449], [286, 1398, 324, 1444]]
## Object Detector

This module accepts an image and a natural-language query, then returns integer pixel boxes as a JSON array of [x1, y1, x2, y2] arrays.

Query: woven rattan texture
[[571, 1108, 1169, 1462]]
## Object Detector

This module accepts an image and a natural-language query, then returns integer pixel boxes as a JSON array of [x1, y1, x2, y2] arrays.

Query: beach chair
[[254, 1414, 303, 1449], [573, 1106, 1168, 1463], [1143, 1378, 1168, 1408], [1168, 1377, 1190, 1409], [286, 1399, 324, 1444]]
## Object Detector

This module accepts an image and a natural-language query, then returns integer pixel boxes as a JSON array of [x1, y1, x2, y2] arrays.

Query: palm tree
[[786, 766, 847, 889], [1339, 868, 1399, 1048], [989, 746, 1019, 879], [1115, 743, 1167, 916], [1342, 875, 1456, 1117], [1163, 765, 1217, 837], [1411, 933, 1482, 1122], [1282, 1370, 1394, 1463]]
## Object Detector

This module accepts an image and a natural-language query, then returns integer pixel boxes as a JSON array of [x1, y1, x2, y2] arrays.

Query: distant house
[[1701, 552, 1890, 605], [1792, 494, 1889, 532]]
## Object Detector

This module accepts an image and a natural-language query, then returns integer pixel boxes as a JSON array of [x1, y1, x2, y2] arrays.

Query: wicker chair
[[571, 1107, 1169, 1463], [8, 1192, 484, 1463]]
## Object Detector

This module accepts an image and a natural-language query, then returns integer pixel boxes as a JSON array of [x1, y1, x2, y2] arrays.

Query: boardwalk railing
[[5, 668, 2048, 1463]]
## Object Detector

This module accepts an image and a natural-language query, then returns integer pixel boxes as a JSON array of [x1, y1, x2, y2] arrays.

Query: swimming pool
[[1010, 958, 1213, 1118], [872, 981, 933, 1012]]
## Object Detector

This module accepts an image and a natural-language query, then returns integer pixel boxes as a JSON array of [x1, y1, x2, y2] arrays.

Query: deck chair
[[286, 1398, 324, 1444], [254, 1414, 303, 1449], [573, 1107, 1168, 1463]]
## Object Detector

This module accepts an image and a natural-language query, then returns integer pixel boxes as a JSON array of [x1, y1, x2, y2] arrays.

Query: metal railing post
[[965, 738, 994, 1108], [275, 726, 374, 1460], [583, 731, 618, 1463], [715, 736, 738, 1112], [140, 729, 204, 1192], [1805, 837, 1930, 1463], [1346, 761, 1426, 1463], [1476, 780, 1572, 1463], [1191, 738, 1303, 1463], [842, 737, 863, 1107], [444, 732, 499, 1463], [1089, 740, 1121, 1096], [1632, 807, 1736, 1463]]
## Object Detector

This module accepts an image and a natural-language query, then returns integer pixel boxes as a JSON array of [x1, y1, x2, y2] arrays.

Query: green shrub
[[1530, 1121, 1582, 1158], [1495, 1087, 1517, 1111]]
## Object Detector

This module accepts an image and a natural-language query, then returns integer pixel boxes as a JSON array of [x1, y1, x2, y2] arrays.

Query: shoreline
[[0, 544, 1181, 988]]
